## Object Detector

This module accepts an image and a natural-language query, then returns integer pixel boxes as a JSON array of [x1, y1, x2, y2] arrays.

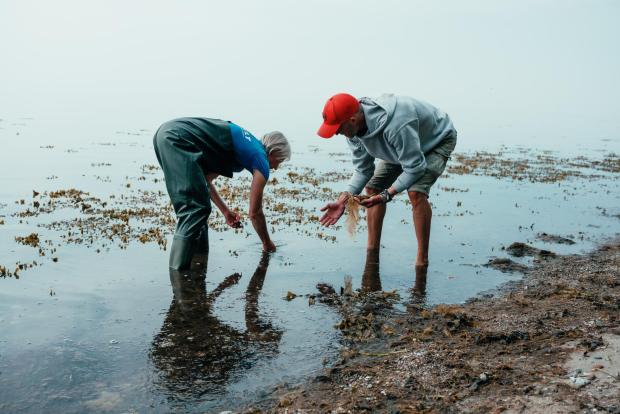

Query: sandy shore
[[244, 240, 620, 413]]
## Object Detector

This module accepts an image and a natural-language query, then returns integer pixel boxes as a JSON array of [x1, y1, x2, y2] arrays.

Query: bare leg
[[408, 191, 432, 266], [365, 187, 386, 250]]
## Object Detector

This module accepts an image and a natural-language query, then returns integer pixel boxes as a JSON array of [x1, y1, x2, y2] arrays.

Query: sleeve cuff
[[346, 173, 371, 195], [393, 171, 424, 193]]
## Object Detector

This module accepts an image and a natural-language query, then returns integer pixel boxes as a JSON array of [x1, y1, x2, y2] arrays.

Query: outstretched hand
[[319, 201, 346, 226]]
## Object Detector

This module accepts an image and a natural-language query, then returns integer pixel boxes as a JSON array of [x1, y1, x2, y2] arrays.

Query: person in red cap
[[318, 93, 457, 270]]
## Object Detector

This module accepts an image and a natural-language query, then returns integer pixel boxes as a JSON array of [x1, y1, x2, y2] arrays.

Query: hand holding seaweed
[[356, 194, 382, 208]]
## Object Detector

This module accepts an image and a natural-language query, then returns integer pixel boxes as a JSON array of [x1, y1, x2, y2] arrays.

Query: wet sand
[[247, 240, 620, 413]]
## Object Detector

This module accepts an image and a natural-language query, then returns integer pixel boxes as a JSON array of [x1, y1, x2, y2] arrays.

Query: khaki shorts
[[366, 134, 457, 196]]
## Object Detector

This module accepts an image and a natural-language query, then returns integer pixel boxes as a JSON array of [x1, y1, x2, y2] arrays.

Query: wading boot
[[195, 225, 209, 253], [168, 237, 195, 270]]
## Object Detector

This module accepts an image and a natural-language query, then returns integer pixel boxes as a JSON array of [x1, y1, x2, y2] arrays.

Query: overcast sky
[[1, 0, 618, 150]]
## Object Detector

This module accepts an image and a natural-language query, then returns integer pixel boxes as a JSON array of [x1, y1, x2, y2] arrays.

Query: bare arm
[[249, 170, 275, 252], [206, 173, 241, 228], [205, 173, 226, 214]]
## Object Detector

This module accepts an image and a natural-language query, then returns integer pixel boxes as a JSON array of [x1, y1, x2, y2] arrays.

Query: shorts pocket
[[433, 135, 457, 159], [425, 151, 449, 179]]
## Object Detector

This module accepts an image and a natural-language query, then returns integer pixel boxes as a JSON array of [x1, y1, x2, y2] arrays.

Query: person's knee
[[175, 208, 211, 239], [408, 191, 429, 207]]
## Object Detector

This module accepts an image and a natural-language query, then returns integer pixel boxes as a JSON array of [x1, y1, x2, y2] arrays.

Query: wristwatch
[[379, 189, 393, 204]]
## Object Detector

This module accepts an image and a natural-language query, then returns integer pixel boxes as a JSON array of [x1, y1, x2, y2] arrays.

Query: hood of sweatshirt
[[358, 94, 398, 140]]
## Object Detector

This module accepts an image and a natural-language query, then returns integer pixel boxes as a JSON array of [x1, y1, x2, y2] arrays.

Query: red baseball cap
[[317, 93, 360, 138]]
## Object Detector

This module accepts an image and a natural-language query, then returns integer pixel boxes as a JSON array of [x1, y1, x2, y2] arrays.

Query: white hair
[[262, 131, 291, 162]]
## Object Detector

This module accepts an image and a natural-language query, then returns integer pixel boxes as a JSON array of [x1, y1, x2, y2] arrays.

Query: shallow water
[[1, 118, 619, 413]]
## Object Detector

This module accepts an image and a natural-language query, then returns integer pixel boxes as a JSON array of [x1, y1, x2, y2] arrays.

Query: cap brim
[[317, 122, 339, 139]]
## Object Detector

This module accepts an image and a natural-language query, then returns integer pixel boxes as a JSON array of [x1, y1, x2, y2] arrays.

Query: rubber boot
[[168, 237, 195, 270], [195, 225, 209, 253], [189, 226, 209, 272]]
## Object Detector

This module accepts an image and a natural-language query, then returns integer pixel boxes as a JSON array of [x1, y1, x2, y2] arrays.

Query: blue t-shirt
[[228, 122, 270, 180]]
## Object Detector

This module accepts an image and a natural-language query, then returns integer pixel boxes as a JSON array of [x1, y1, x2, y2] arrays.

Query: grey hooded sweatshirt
[[346, 94, 456, 194]]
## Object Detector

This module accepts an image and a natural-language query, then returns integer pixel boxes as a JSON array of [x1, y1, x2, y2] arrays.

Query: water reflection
[[149, 252, 281, 401], [411, 265, 428, 305], [360, 249, 427, 305]]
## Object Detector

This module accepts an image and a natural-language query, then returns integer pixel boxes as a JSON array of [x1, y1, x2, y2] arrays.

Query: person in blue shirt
[[228, 122, 272, 181], [153, 117, 291, 270]]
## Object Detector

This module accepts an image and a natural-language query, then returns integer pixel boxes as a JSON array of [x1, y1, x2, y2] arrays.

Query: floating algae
[[14, 233, 40, 247], [345, 195, 370, 238], [6, 162, 355, 276], [345, 198, 360, 238]]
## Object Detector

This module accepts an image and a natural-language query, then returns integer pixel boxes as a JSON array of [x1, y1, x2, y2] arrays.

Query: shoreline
[[244, 238, 620, 413]]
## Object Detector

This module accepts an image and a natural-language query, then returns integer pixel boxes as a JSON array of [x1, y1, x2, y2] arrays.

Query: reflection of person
[[150, 252, 281, 398], [317, 94, 457, 270], [245, 253, 281, 342], [412, 264, 428, 304], [361, 249, 427, 303], [153, 117, 291, 269]]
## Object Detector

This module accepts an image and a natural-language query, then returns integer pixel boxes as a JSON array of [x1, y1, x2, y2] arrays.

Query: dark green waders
[[153, 118, 236, 270]]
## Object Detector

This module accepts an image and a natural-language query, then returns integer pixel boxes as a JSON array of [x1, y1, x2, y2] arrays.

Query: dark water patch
[[505, 242, 556, 259], [484, 257, 530, 273], [537, 232, 576, 245], [150, 253, 283, 407]]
